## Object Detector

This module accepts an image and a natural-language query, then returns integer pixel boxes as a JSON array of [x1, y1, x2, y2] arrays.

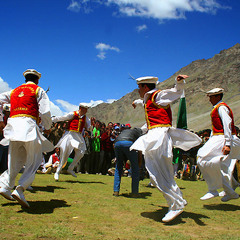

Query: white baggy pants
[[0, 139, 42, 191]]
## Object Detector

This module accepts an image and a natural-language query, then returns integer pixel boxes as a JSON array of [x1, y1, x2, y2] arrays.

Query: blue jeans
[[113, 141, 139, 193]]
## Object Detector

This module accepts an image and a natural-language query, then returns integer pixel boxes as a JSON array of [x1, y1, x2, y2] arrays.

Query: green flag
[[176, 90, 187, 129], [173, 90, 187, 164]]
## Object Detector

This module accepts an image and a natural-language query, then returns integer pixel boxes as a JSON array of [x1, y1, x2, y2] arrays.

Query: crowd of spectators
[[0, 107, 240, 183], [43, 118, 131, 176]]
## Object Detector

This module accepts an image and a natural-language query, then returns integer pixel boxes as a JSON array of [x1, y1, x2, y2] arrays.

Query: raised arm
[[155, 75, 188, 106]]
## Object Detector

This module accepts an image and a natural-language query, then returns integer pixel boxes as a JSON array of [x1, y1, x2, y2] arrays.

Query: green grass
[[1, 173, 240, 240]]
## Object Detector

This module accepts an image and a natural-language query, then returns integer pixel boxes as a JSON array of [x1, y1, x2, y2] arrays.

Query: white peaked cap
[[206, 88, 224, 96], [136, 76, 158, 85], [23, 69, 41, 79], [79, 103, 90, 109]]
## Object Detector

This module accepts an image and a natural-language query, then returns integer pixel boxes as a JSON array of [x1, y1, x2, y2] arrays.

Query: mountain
[[87, 43, 240, 131]]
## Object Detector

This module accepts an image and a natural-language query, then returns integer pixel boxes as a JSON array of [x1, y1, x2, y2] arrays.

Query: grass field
[[0, 173, 240, 240]]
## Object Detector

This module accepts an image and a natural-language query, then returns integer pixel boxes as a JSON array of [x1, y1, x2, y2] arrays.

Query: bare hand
[[132, 102, 136, 109], [177, 75, 189, 81], [0, 121, 5, 131], [222, 145, 231, 155]]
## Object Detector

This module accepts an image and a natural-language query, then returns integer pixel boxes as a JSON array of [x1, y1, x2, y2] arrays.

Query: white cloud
[[89, 100, 104, 107], [106, 99, 116, 104], [53, 98, 117, 115], [136, 24, 147, 32], [88, 99, 116, 106], [95, 43, 120, 60], [0, 77, 12, 93], [70, 0, 225, 20], [67, 0, 81, 12], [97, 51, 107, 60], [49, 101, 65, 117], [108, 0, 224, 19], [55, 99, 78, 113], [67, 0, 92, 13]]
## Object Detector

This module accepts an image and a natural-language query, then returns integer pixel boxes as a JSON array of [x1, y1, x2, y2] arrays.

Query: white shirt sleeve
[[37, 88, 52, 130], [218, 105, 232, 145], [140, 123, 148, 134], [52, 112, 75, 123], [0, 91, 11, 121], [133, 99, 144, 106], [154, 79, 185, 106]]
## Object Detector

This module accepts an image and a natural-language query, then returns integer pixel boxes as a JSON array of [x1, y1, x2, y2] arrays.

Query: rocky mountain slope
[[88, 43, 240, 131]]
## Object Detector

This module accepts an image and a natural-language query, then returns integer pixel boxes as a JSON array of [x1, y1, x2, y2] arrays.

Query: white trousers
[[56, 135, 85, 174], [131, 127, 201, 211], [144, 133, 186, 211], [0, 139, 42, 191], [197, 135, 239, 195]]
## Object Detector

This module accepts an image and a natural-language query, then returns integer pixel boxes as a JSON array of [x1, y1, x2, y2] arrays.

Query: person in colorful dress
[[130, 75, 201, 223], [0, 69, 53, 208], [52, 103, 90, 181], [197, 88, 240, 202]]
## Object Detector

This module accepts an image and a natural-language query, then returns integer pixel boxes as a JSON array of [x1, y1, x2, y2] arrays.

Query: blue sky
[[0, 0, 239, 115]]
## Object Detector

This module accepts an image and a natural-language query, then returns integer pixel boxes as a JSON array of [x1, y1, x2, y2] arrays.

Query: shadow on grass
[[2, 199, 70, 214], [64, 180, 105, 184], [204, 203, 240, 211], [27, 185, 66, 193], [20, 199, 71, 214], [121, 192, 152, 199], [141, 206, 209, 226]]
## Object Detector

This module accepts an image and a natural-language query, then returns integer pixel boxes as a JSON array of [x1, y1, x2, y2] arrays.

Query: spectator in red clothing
[[99, 126, 114, 174]]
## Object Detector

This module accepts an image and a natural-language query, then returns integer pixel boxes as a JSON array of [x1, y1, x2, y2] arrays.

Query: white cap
[[206, 88, 224, 96], [136, 76, 158, 85], [23, 69, 41, 79], [79, 103, 90, 109]]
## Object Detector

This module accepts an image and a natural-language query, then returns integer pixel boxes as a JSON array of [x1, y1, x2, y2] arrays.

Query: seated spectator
[[37, 148, 60, 174]]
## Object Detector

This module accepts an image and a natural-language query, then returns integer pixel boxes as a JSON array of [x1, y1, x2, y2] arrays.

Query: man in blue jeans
[[113, 127, 142, 196]]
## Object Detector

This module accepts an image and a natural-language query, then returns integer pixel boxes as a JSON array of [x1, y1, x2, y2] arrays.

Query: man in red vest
[[197, 88, 240, 202], [0, 69, 53, 208], [52, 103, 90, 181], [130, 75, 201, 223]]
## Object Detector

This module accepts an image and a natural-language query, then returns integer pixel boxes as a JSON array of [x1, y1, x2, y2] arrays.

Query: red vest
[[211, 102, 236, 135], [10, 83, 39, 121], [51, 154, 60, 164], [68, 111, 86, 133], [145, 90, 172, 129]]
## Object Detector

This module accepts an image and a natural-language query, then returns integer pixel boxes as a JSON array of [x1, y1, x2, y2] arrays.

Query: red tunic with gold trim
[[145, 90, 172, 129], [68, 111, 86, 133], [211, 102, 236, 135], [10, 83, 40, 121]]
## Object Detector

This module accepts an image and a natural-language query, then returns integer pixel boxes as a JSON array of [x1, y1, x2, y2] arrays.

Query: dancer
[[130, 75, 201, 222], [197, 88, 240, 201], [0, 69, 53, 208], [52, 103, 90, 181]]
